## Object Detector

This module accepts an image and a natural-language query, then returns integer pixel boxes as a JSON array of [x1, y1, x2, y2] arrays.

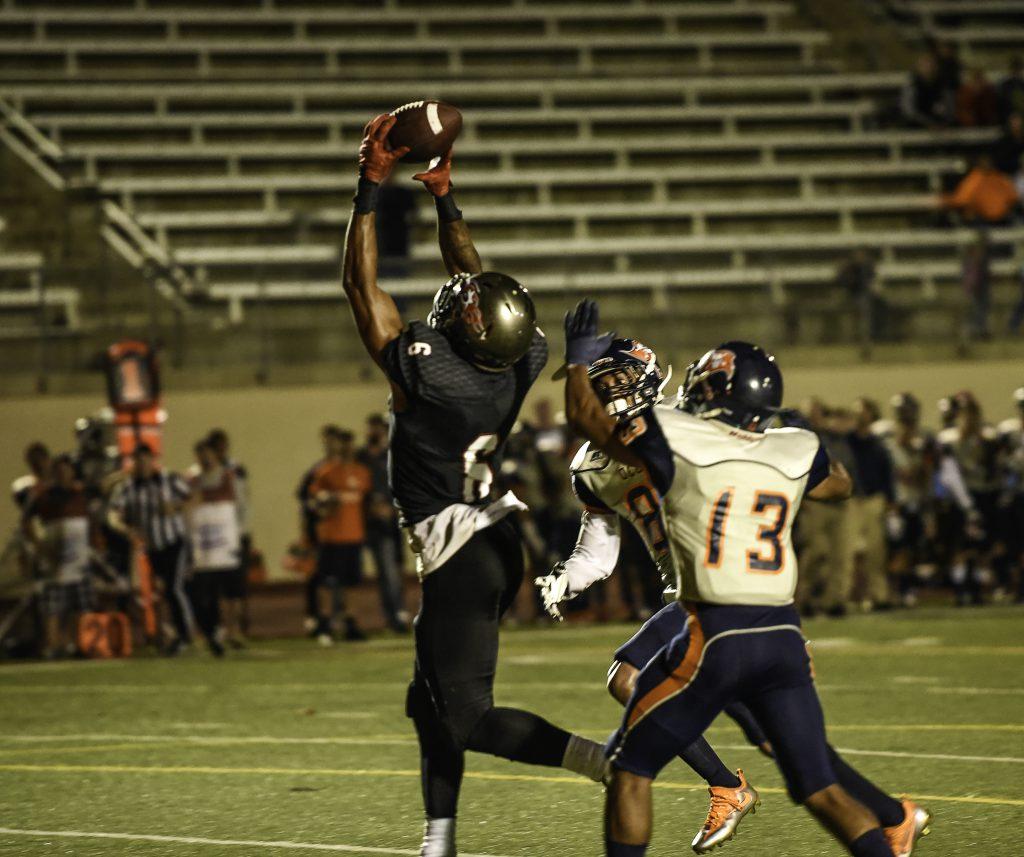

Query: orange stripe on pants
[[626, 609, 705, 730]]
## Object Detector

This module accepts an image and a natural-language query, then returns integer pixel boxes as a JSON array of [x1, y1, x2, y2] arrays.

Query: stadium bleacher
[[0, 0, 1020, 375]]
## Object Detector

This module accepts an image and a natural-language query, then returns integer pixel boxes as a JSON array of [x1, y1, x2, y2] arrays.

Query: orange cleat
[[691, 769, 760, 853], [884, 799, 932, 857]]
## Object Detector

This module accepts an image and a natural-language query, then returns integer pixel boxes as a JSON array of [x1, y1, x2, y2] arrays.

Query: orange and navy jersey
[[573, 405, 829, 607], [571, 410, 676, 595], [308, 459, 372, 545]]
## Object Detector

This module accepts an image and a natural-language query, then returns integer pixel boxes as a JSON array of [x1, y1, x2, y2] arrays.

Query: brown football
[[387, 100, 463, 163]]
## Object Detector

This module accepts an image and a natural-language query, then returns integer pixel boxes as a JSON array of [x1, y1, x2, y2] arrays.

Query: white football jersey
[[572, 405, 822, 606]]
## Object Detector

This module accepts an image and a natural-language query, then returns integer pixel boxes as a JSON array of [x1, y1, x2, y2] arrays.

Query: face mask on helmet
[[428, 271, 537, 370], [587, 340, 671, 423]]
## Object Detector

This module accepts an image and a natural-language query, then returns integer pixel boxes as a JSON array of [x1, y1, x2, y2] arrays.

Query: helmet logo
[[627, 341, 656, 365], [458, 281, 486, 338], [705, 349, 736, 380]]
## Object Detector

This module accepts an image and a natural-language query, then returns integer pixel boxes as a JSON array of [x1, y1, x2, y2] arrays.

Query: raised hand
[[412, 148, 453, 197], [358, 114, 410, 184], [564, 298, 615, 367]]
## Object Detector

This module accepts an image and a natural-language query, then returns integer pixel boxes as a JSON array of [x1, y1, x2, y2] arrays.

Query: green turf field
[[1, 605, 1022, 856]]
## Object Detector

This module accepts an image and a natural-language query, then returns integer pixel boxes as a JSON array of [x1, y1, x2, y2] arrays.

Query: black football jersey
[[380, 320, 548, 525]]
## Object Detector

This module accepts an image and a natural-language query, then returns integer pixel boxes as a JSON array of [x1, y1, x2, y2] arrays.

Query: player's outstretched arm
[[562, 300, 645, 468], [342, 115, 409, 368], [413, 149, 483, 277], [535, 510, 621, 620]]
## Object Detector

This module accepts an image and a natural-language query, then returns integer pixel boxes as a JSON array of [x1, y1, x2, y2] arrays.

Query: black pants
[[189, 570, 231, 643], [147, 542, 193, 642], [407, 518, 571, 818]]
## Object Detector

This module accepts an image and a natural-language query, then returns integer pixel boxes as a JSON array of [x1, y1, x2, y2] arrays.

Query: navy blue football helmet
[[588, 338, 670, 423], [680, 340, 782, 432]]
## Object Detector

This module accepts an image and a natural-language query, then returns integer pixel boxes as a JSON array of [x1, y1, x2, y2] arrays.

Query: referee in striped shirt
[[108, 444, 194, 655]]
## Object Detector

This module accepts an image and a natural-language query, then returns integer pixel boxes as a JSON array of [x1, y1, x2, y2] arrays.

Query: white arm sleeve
[[938, 454, 974, 512], [561, 511, 622, 595]]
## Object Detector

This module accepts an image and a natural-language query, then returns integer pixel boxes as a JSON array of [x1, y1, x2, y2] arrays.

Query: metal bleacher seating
[[0, 0, 1020, 357], [901, 1, 1024, 67]]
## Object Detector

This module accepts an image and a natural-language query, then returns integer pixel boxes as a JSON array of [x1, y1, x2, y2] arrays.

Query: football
[[387, 100, 463, 163]]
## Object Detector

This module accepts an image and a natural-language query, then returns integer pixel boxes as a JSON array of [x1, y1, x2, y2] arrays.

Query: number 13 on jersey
[[705, 487, 790, 574]]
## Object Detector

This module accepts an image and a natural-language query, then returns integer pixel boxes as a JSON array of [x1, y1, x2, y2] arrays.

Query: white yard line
[[0, 827, 511, 857]]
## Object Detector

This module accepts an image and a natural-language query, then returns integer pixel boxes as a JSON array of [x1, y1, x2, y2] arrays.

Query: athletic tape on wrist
[[353, 177, 380, 214], [434, 191, 463, 223]]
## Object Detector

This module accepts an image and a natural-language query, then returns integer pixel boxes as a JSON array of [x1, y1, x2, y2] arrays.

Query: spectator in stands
[[992, 113, 1024, 189], [902, 52, 953, 128], [836, 247, 886, 343], [206, 428, 250, 646], [22, 454, 94, 658], [357, 414, 409, 633], [11, 443, 51, 512], [962, 231, 992, 341], [306, 427, 372, 643], [934, 39, 962, 97], [997, 56, 1024, 125], [846, 398, 896, 610], [185, 440, 243, 657], [940, 154, 1020, 225], [108, 444, 193, 656], [956, 68, 999, 128]]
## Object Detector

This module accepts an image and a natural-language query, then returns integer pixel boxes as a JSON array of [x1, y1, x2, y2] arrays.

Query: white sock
[[420, 817, 455, 857], [561, 733, 609, 783]]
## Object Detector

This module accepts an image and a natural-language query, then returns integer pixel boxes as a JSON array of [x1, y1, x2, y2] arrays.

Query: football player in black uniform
[[343, 115, 608, 857]]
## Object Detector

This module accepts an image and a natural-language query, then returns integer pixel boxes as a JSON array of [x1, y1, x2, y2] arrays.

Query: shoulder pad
[[997, 417, 1021, 436], [570, 441, 610, 475], [981, 424, 1000, 441], [937, 426, 959, 446]]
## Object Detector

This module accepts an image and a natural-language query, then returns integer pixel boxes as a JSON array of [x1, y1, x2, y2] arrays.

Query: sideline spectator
[[22, 455, 94, 658], [206, 428, 250, 646], [962, 231, 992, 340], [956, 68, 998, 128], [997, 56, 1024, 125], [297, 427, 331, 635], [835, 248, 886, 343], [847, 398, 895, 609], [941, 392, 1003, 605], [940, 155, 1019, 225], [186, 440, 241, 657], [108, 444, 193, 655], [902, 52, 953, 128], [357, 414, 409, 633], [307, 427, 372, 643], [794, 399, 856, 616], [878, 393, 935, 606], [11, 443, 50, 512], [998, 388, 1024, 602], [1008, 242, 1024, 334]]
